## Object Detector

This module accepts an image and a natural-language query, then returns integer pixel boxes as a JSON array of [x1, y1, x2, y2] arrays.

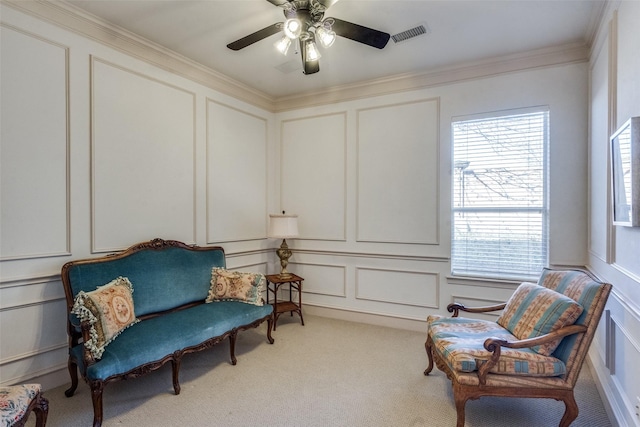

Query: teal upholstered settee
[[61, 239, 274, 427]]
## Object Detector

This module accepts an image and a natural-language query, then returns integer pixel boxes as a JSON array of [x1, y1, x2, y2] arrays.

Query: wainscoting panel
[[0, 24, 70, 260], [0, 297, 68, 385], [356, 98, 440, 244], [588, 25, 611, 263], [91, 57, 197, 252], [288, 262, 346, 298], [280, 113, 347, 241], [206, 100, 268, 244], [355, 267, 438, 308], [610, 309, 640, 419]]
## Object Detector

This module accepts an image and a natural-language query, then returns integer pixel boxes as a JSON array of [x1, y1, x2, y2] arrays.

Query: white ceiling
[[65, 0, 604, 99]]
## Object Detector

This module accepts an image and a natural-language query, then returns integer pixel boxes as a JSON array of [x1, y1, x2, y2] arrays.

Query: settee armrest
[[447, 302, 507, 318], [476, 324, 588, 384], [79, 321, 97, 369]]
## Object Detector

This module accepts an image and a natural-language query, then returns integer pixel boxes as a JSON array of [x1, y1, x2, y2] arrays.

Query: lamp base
[[276, 239, 293, 277]]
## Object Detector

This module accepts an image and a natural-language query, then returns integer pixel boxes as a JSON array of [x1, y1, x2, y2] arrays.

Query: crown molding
[[274, 42, 590, 112], [3, 0, 277, 111], [4, 1, 590, 114]]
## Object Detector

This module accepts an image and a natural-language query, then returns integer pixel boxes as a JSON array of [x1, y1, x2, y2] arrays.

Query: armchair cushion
[[428, 315, 567, 376], [71, 276, 139, 359], [497, 282, 583, 356], [206, 268, 265, 306]]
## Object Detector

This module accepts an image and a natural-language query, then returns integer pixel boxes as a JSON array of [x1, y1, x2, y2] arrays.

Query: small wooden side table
[[265, 273, 304, 331]]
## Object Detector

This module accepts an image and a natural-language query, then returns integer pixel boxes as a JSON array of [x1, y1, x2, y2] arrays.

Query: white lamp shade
[[268, 214, 299, 239]]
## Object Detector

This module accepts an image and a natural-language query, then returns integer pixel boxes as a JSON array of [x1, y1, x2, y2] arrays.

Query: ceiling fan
[[227, 0, 391, 75]]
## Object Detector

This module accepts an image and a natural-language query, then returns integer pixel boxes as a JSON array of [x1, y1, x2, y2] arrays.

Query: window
[[451, 108, 549, 280]]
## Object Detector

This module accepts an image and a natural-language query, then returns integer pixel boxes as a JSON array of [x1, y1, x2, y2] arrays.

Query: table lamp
[[268, 213, 299, 278]]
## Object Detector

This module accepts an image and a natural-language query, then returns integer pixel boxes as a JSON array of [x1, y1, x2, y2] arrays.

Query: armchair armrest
[[447, 302, 507, 318], [476, 324, 588, 384]]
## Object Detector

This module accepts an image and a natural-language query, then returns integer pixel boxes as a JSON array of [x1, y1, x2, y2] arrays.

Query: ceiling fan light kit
[[274, 35, 293, 55], [227, 0, 391, 75], [283, 18, 303, 39]]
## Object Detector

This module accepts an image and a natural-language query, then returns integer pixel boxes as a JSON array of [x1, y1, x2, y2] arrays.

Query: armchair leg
[[454, 392, 468, 427], [559, 393, 579, 427], [424, 336, 435, 375]]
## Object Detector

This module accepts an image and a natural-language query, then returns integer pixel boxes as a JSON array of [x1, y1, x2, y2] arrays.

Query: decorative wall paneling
[[288, 262, 347, 298], [280, 113, 347, 242], [356, 99, 440, 244], [588, 18, 612, 264], [0, 4, 274, 389], [0, 276, 67, 386], [355, 267, 438, 308], [91, 57, 197, 252], [206, 100, 268, 244], [0, 24, 70, 260], [593, 291, 640, 427], [612, 0, 640, 277], [587, 3, 640, 426], [287, 251, 447, 322]]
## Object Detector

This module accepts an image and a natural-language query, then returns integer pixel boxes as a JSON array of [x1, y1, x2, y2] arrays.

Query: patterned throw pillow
[[497, 282, 584, 356], [71, 277, 139, 359], [206, 268, 265, 306]]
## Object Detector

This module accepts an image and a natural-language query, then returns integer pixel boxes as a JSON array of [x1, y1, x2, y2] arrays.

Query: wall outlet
[[636, 396, 640, 418]]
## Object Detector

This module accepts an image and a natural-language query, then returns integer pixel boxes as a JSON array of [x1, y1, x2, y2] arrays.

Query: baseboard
[[587, 349, 625, 427], [303, 304, 427, 333]]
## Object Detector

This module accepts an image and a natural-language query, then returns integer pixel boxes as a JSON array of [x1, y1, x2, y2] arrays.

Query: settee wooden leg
[[424, 336, 435, 375], [266, 317, 274, 344], [64, 359, 78, 397], [559, 393, 579, 427], [171, 354, 182, 395], [90, 381, 104, 427], [229, 331, 238, 365]]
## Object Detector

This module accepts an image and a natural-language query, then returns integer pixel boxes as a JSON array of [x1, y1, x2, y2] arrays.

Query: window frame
[[450, 106, 550, 281]]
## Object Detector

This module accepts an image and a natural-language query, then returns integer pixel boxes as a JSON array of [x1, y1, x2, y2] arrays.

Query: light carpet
[[27, 315, 612, 426]]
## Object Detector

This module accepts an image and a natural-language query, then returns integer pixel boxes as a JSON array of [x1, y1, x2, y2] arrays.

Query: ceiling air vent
[[392, 23, 430, 43]]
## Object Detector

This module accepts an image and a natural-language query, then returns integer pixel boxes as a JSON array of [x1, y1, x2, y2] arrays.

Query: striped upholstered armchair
[[424, 268, 611, 427]]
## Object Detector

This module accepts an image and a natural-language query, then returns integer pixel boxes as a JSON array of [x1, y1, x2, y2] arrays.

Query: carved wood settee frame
[[60, 238, 274, 427]]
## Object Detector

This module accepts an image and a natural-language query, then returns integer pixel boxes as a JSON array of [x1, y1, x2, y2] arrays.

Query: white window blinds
[[451, 109, 549, 280]]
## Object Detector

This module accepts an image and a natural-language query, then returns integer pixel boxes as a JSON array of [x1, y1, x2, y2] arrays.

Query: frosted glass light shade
[[268, 214, 299, 238], [316, 26, 336, 48], [305, 40, 321, 62], [274, 36, 292, 55]]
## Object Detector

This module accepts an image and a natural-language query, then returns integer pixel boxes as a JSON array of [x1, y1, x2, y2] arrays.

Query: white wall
[[274, 62, 589, 326], [0, 4, 275, 388], [588, 2, 640, 426]]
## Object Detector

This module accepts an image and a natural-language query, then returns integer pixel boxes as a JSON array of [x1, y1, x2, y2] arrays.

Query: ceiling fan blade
[[266, 0, 290, 6], [300, 39, 320, 75], [227, 23, 282, 51], [330, 18, 390, 49], [316, 0, 340, 8]]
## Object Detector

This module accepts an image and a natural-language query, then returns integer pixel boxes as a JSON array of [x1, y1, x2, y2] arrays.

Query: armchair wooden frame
[[424, 269, 611, 427]]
